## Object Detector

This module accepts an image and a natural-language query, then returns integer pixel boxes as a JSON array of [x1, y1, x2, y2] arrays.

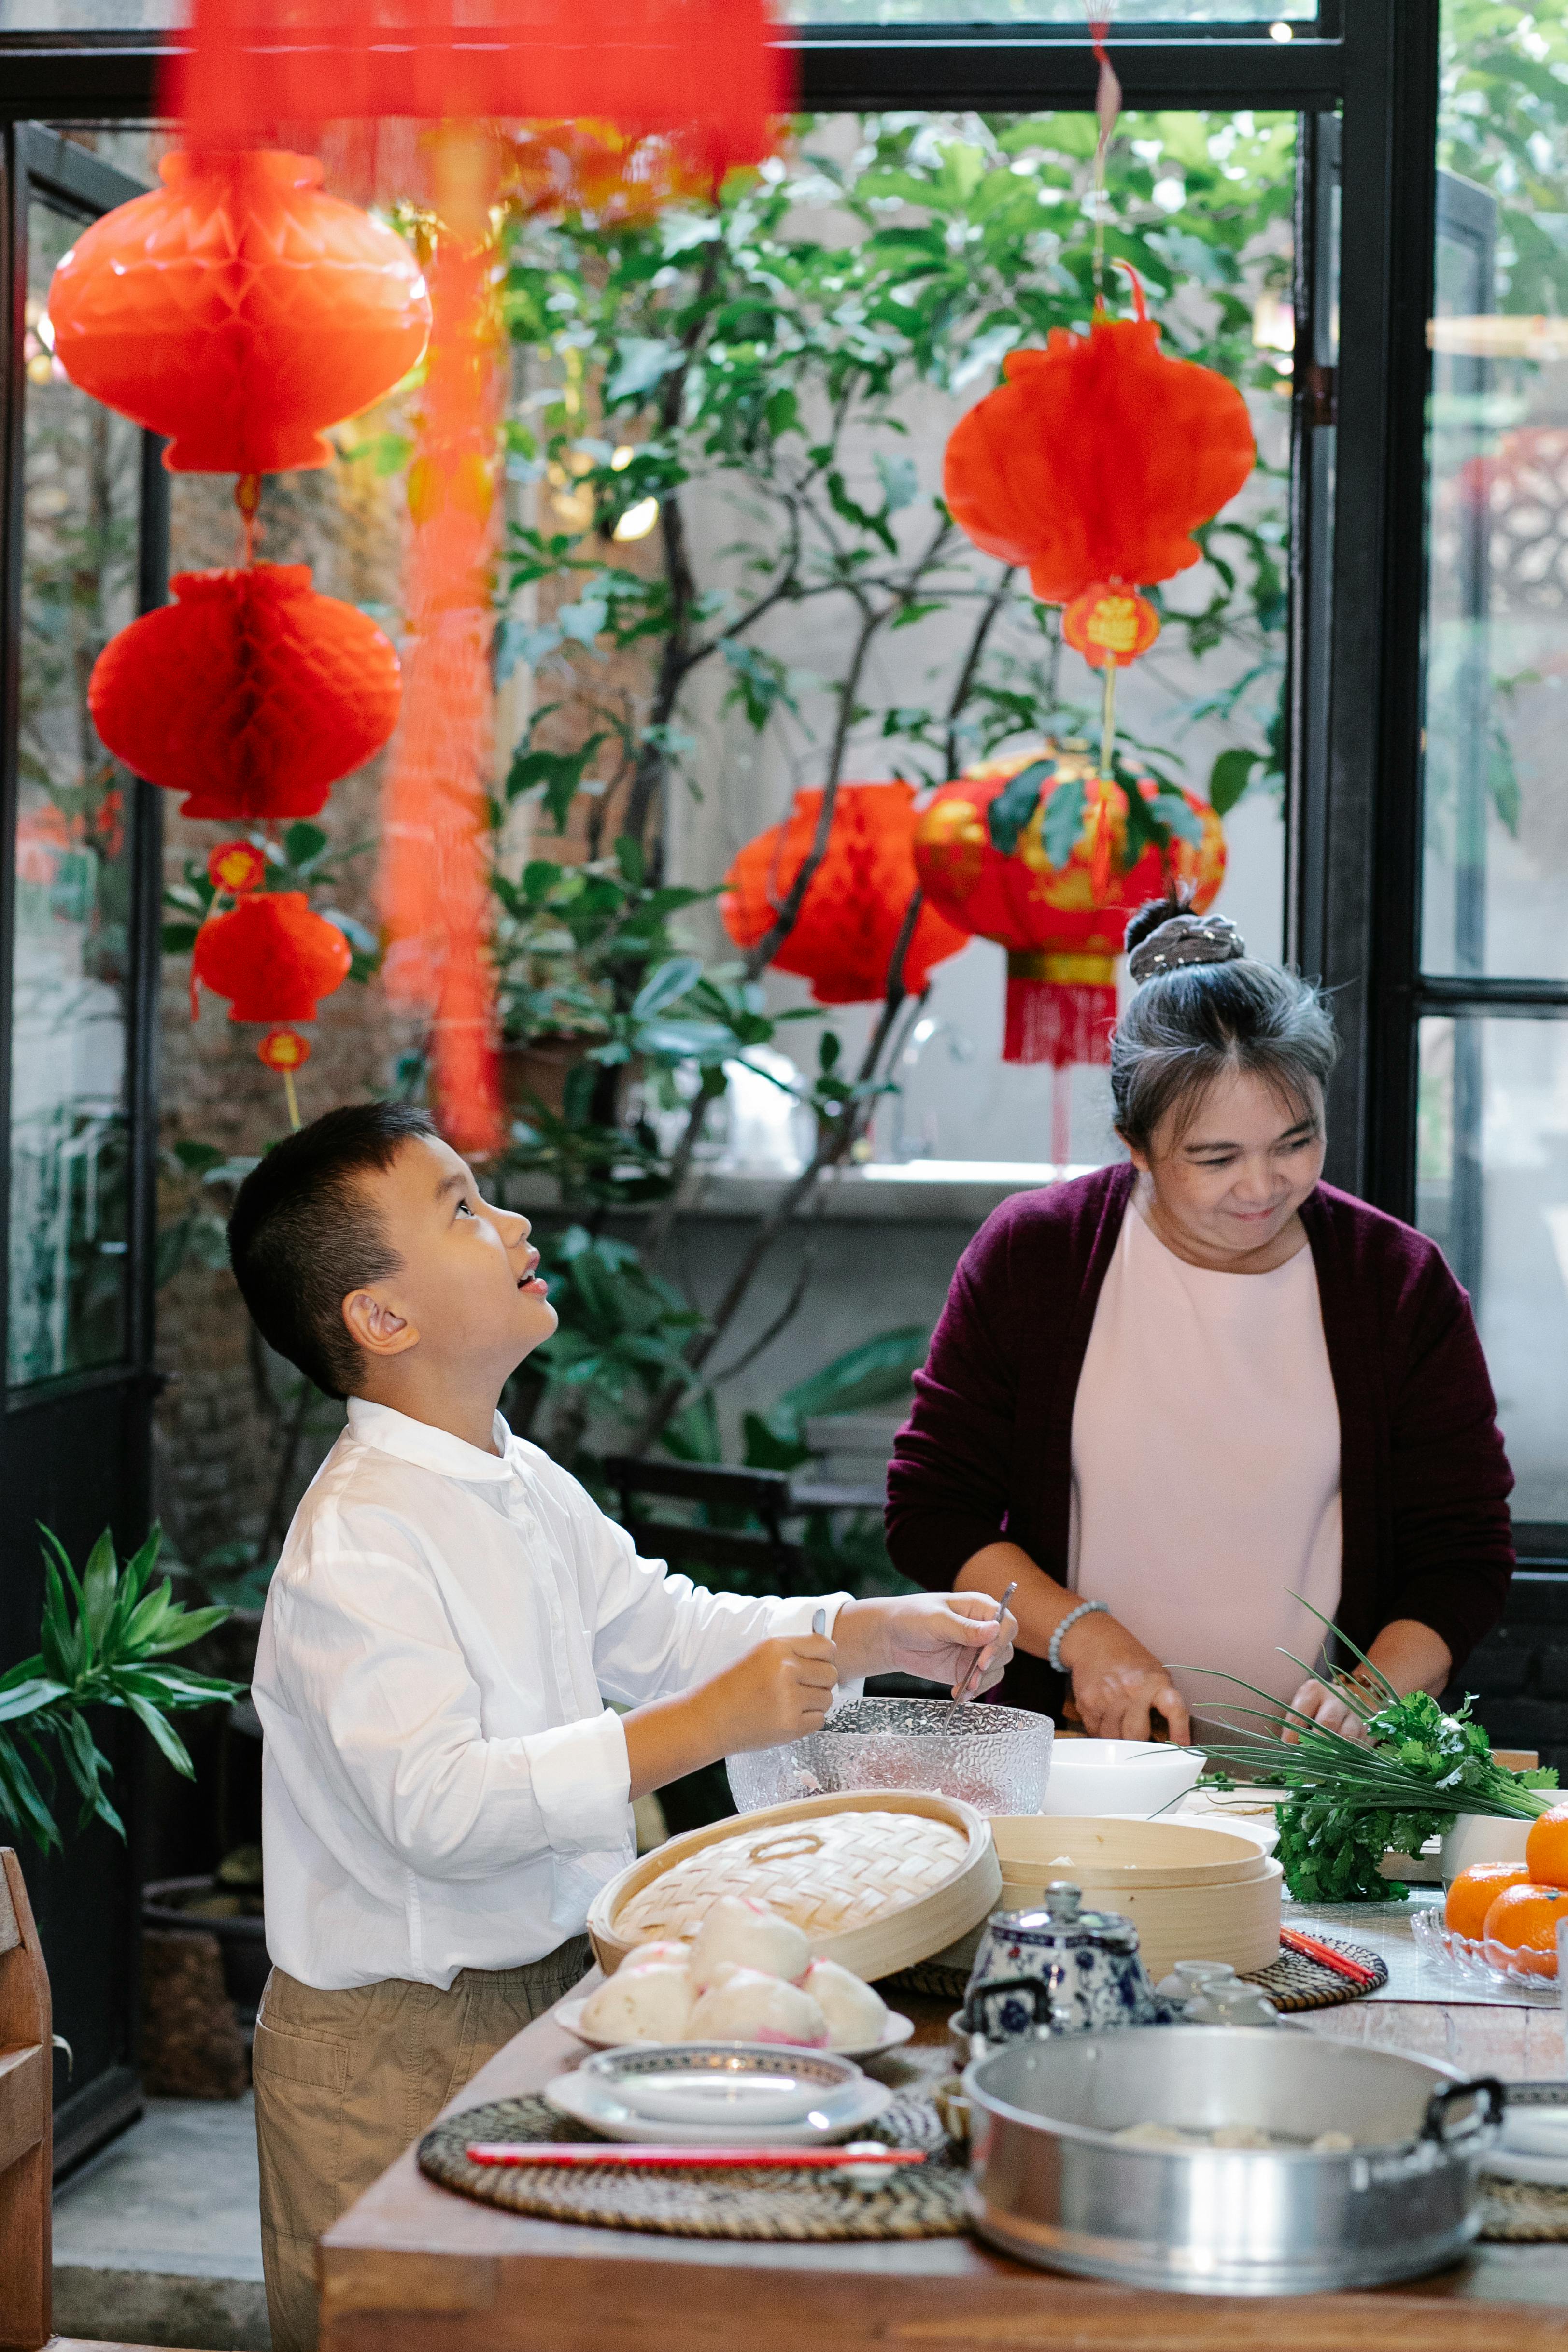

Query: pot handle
[[1421, 2076, 1506, 2145], [962, 1976, 1054, 2035]]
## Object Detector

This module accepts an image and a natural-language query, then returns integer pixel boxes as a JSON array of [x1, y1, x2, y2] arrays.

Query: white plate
[[555, 1996, 916, 2064], [543, 2065, 894, 2146], [1485, 2144, 1568, 2187], [578, 2042, 865, 2129]]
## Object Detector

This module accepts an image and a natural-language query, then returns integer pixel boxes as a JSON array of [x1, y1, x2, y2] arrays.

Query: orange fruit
[[1482, 1882, 1568, 1977], [1445, 1861, 1532, 1941], [1525, 1805, 1568, 1890]]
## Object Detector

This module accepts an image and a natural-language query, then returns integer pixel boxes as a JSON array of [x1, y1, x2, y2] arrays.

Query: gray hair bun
[[1127, 911, 1246, 985]]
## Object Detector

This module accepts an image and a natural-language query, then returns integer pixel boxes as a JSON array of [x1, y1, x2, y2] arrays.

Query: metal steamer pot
[[964, 2026, 1503, 2295]]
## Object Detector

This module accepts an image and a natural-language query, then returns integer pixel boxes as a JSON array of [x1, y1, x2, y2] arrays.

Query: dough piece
[[691, 1897, 810, 1988], [1113, 2121, 1192, 2148], [580, 1961, 694, 2044], [687, 1967, 830, 2047], [1210, 2124, 1274, 2150], [800, 1958, 891, 2048], [1311, 2129, 1355, 2152]]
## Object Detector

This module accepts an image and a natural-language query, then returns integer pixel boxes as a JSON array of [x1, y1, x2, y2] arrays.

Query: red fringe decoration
[[1003, 975, 1116, 1070], [379, 134, 503, 1157]]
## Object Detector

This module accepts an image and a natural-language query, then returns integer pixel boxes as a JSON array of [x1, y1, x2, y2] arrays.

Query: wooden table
[[319, 1985, 1568, 2352]]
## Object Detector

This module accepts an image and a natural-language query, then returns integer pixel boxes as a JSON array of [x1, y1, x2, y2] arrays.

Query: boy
[[227, 1103, 1014, 2352]]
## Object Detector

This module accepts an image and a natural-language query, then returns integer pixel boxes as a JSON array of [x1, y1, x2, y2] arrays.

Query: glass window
[[1418, 1015, 1568, 1523], [9, 197, 141, 1387]]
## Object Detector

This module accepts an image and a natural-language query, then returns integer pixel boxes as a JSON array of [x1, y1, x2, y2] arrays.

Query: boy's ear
[[343, 1288, 418, 1361]]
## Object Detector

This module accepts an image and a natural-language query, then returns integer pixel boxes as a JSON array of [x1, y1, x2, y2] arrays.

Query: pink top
[[1069, 1200, 1343, 1727]]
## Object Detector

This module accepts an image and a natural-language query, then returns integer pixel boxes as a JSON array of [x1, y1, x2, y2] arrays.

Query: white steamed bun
[[624, 1938, 692, 1969], [580, 1961, 694, 2044], [688, 1967, 829, 2047], [690, 1896, 810, 1988], [800, 1958, 890, 2049]]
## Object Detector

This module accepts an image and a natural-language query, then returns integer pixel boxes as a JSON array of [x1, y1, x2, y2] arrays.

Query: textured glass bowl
[[726, 1696, 1053, 1818]]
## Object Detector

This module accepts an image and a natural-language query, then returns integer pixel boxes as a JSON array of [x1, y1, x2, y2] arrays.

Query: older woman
[[886, 899, 1515, 1745]]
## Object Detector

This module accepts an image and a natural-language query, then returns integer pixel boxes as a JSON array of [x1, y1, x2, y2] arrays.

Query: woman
[[885, 899, 1515, 1745]]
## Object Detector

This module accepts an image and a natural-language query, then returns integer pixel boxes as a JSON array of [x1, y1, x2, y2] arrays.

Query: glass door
[[0, 122, 165, 2168]]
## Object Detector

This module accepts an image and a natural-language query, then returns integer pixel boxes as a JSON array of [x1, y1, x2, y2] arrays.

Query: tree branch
[[945, 564, 1017, 778]]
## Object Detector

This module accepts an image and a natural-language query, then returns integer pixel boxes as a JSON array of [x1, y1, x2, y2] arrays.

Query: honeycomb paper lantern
[[48, 150, 432, 475], [721, 780, 970, 1006], [193, 893, 352, 1022], [90, 563, 401, 822], [944, 293, 1256, 606], [914, 746, 1226, 1066]]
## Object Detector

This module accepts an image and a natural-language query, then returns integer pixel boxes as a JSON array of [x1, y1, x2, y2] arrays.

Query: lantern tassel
[[1004, 953, 1117, 1070], [380, 125, 503, 1158]]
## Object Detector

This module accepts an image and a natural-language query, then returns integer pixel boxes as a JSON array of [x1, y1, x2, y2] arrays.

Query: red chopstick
[[466, 2142, 926, 2170], [1279, 1926, 1379, 1988]]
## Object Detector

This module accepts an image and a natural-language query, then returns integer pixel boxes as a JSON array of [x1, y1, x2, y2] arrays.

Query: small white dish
[[544, 2061, 894, 2147], [1041, 1739, 1204, 1819], [1485, 2144, 1568, 2187], [578, 2042, 864, 2129], [1498, 2104, 1568, 2161], [555, 1995, 916, 2064]]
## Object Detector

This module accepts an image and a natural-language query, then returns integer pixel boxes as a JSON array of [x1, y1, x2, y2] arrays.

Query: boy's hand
[[835, 1592, 1017, 1699], [710, 1633, 841, 1755]]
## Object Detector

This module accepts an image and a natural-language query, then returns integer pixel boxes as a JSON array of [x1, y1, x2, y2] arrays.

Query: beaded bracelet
[[1047, 1597, 1109, 1675]]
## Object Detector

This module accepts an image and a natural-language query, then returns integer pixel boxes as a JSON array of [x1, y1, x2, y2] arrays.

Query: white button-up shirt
[[253, 1399, 853, 1991]]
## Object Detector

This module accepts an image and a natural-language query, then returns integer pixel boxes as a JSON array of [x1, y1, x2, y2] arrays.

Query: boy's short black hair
[[227, 1102, 437, 1400]]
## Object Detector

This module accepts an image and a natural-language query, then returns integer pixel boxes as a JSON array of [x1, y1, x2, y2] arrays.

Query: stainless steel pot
[[964, 2025, 1502, 2295]]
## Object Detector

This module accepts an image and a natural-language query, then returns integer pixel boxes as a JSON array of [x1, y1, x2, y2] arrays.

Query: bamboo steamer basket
[[588, 1789, 1001, 1983], [934, 1814, 1282, 1983]]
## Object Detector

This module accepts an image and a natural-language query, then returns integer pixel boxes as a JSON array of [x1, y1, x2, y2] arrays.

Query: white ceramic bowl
[[1438, 1812, 1533, 1884], [1040, 1738, 1204, 1819]]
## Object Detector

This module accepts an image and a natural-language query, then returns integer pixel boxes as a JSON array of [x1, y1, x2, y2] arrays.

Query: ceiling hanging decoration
[[721, 781, 971, 1007], [914, 743, 1225, 1153], [158, 0, 793, 1157], [192, 892, 353, 1025], [89, 564, 402, 821], [47, 150, 432, 476]]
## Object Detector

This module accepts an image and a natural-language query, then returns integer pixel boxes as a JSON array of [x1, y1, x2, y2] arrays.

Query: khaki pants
[[253, 1939, 591, 2352]]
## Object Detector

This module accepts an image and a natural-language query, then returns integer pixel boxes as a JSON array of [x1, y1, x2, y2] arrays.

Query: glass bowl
[[725, 1695, 1053, 1817], [1409, 1903, 1560, 2000]]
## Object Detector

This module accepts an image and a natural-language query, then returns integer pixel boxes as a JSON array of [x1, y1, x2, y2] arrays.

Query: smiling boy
[[227, 1102, 1013, 2352]]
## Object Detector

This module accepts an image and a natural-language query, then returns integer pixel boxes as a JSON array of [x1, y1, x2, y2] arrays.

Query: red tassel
[[1004, 965, 1116, 1069]]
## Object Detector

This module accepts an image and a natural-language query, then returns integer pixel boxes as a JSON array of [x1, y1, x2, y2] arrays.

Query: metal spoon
[[956, 1580, 1016, 1704]]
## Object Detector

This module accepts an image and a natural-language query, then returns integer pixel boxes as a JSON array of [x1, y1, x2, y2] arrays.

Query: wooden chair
[[0, 1845, 211, 2352], [600, 1456, 811, 1599]]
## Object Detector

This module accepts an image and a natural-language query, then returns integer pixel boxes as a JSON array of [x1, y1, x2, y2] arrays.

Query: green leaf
[[0, 1731, 62, 1853], [121, 1690, 197, 1779], [79, 1530, 118, 1654], [1208, 747, 1260, 817], [741, 1413, 812, 1472], [1042, 777, 1088, 869], [988, 757, 1055, 857], [606, 337, 679, 403], [284, 822, 329, 869], [766, 1326, 929, 1447], [633, 956, 704, 1021]]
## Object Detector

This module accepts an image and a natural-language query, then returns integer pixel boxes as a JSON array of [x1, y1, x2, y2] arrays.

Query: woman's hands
[[835, 1591, 1017, 1698], [1285, 1676, 1370, 1743], [1058, 1610, 1193, 1745]]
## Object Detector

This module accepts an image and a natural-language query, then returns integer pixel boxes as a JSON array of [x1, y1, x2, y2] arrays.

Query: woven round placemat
[[882, 1932, 1387, 2015], [1480, 2174, 1568, 2241], [418, 2090, 967, 2239]]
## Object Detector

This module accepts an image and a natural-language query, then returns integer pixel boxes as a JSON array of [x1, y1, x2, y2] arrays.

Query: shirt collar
[[345, 1397, 516, 1483]]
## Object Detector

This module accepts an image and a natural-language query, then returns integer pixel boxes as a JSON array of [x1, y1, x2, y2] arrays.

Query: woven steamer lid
[[590, 1791, 1001, 1984]]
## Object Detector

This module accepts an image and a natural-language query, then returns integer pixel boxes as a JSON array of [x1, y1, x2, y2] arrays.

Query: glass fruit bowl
[[1409, 1904, 1560, 2000], [726, 1695, 1053, 1817]]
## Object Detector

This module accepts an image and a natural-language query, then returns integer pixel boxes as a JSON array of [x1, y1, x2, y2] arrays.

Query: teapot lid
[[997, 1878, 1141, 1950]]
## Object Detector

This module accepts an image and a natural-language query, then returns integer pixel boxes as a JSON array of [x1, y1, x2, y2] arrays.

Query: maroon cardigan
[[885, 1162, 1515, 1719]]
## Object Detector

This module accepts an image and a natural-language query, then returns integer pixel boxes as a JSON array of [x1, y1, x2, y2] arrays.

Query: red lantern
[[943, 285, 1255, 605], [90, 563, 401, 822], [193, 893, 352, 1022], [914, 746, 1226, 1069], [721, 781, 970, 1006], [1062, 582, 1161, 670], [47, 151, 431, 475], [207, 840, 268, 895], [257, 1026, 311, 1071]]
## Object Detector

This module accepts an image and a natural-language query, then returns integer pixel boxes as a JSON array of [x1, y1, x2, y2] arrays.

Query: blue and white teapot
[[961, 1879, 1170, 2044]]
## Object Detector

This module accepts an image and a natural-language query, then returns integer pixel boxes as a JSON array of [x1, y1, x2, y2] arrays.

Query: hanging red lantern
[[913, 745, 1226, 1069], [720, 781, 971, 1006], [1062, 581, 1161, 669], [943, 280, 1255, 606], [47, 150, 431, 476], [207, 840, 268, 895], [193, 893, 352, 1023], [257, 1027, 311, 1072], [90, 563, 401, 822]]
